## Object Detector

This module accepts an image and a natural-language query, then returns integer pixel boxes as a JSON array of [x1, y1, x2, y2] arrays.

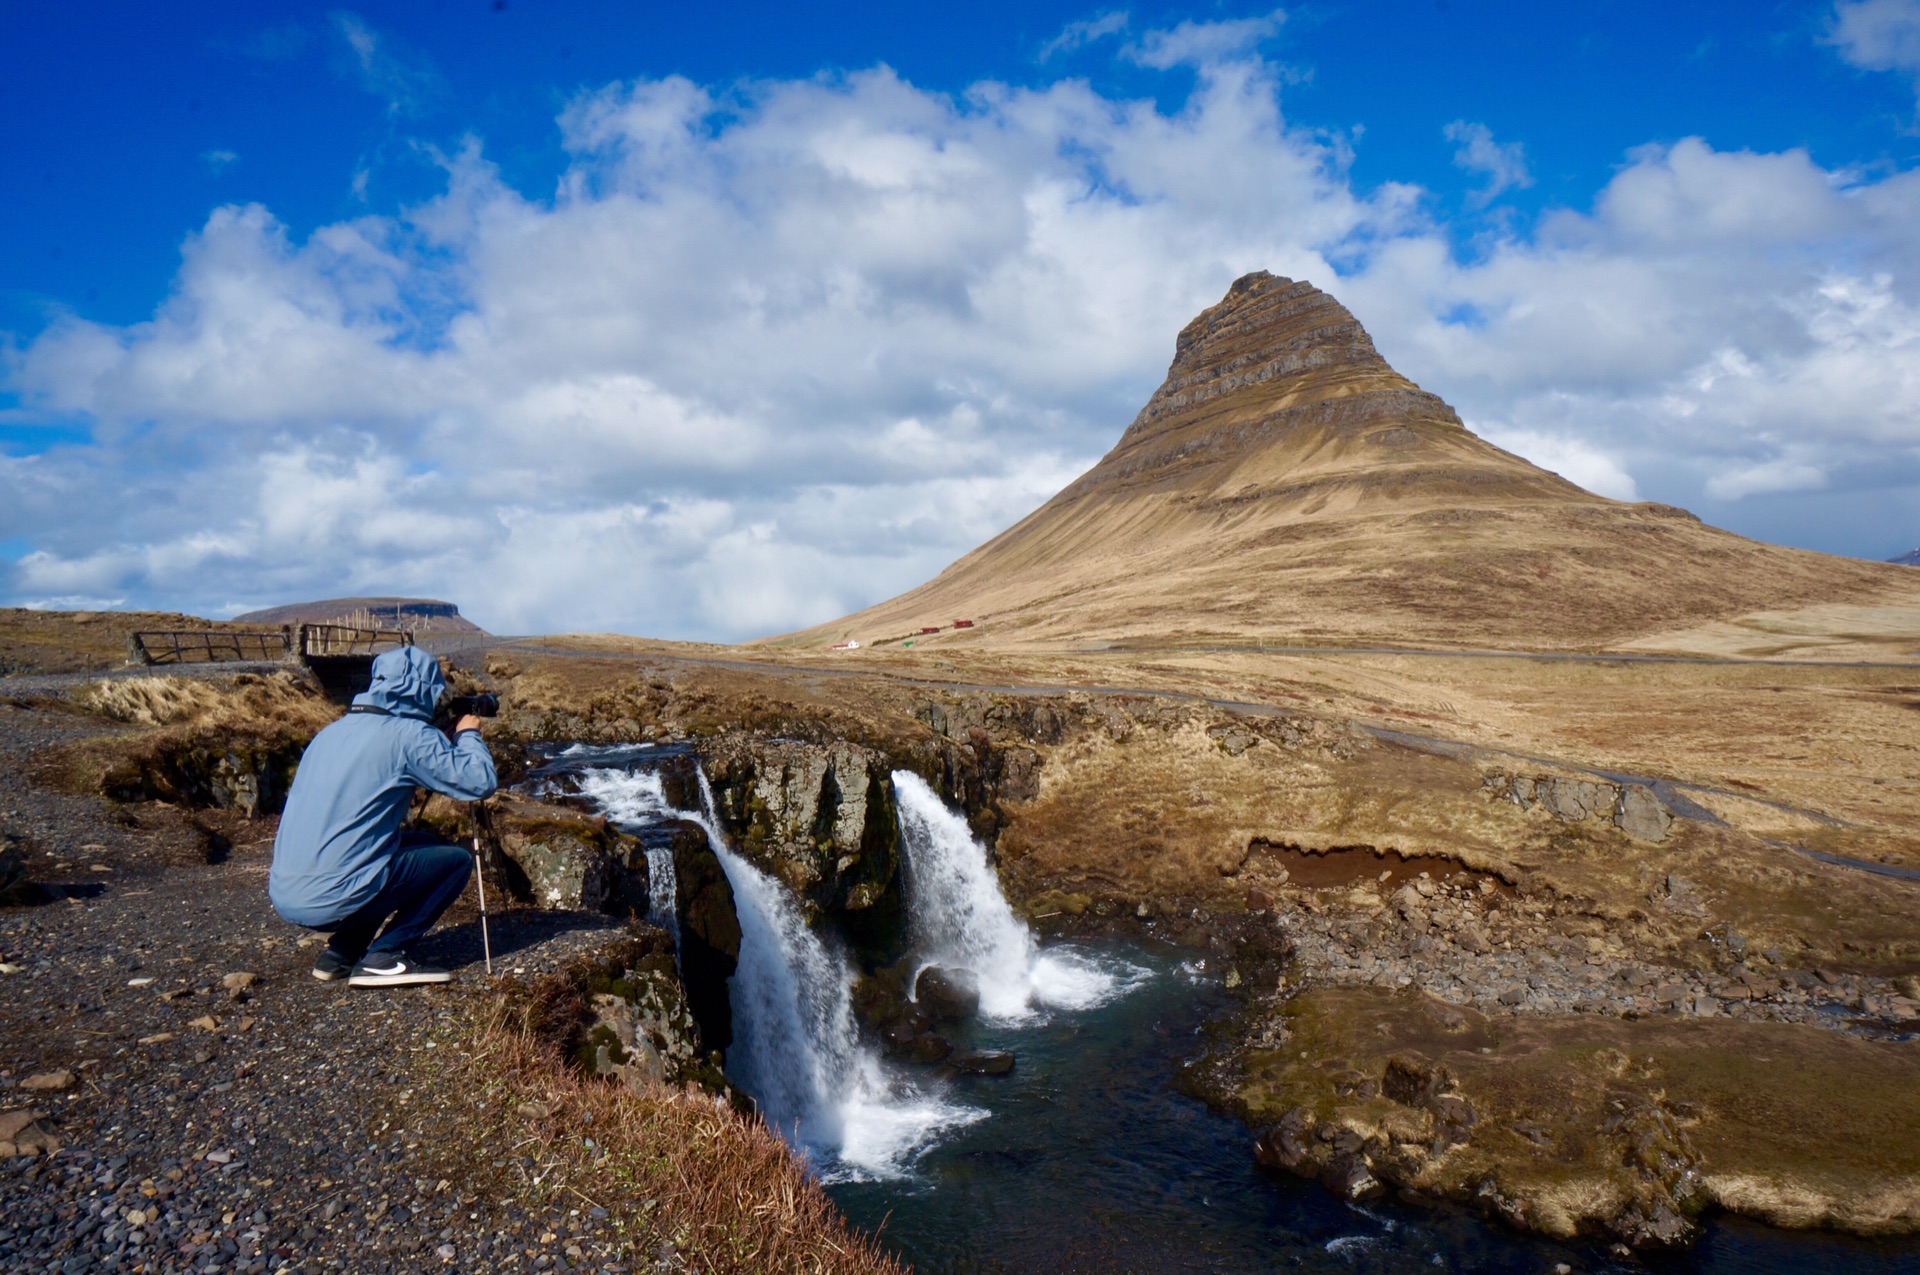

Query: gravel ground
[[0, 700, 639, 1274]]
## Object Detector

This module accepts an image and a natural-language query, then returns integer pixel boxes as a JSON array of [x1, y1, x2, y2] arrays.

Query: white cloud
[[1443, 121, 1532, 207], [1039, 12, 1129, 62], [1474, 426, 1639, 501], [7, 32, 1920, 636], [1828, 0, 1920, 76], [1706, 456, 1830, 501], [332, 12, 442, 117], [201, 149, 240, 174], [1124, 9, 1286, 70]]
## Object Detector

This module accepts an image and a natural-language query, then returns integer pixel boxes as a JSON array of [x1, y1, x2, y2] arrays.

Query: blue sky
[[4, 2, 1920, 635]]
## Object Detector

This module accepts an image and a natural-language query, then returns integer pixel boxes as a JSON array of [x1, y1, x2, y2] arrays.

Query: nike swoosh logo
[[363, 962, 406, 975]]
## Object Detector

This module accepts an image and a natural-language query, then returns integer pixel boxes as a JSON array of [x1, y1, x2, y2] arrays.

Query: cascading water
[[892, 770, 1145, 1021], [565, 752, 980, 1180], [568, 767, 680, 930]]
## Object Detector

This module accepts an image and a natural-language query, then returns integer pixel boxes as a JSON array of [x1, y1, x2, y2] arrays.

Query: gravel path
[[0, 702, 640, 1274]]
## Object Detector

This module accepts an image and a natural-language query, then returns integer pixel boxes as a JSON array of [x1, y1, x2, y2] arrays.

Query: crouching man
[[270, 645, 496, 988]]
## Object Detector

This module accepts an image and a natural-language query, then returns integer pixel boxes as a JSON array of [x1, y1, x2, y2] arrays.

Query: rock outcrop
[[701, 735, 906, 961], [1482, 772, 1674, 842], [486, 795, 650, 914]]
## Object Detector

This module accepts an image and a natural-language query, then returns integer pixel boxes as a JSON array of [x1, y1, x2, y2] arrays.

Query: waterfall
[[893, 770, 1139, 1022], [569, 767, 680, 931], [571, 756, 981, 1180]]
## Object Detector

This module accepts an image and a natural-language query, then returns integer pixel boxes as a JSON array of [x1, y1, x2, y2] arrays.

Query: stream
[[545, 744, 1920, 1275]]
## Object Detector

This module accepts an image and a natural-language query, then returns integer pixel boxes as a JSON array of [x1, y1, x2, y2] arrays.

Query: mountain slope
[[779, 272, 1920, 652]]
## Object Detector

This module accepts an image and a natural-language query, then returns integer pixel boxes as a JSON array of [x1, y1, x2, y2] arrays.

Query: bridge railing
[[128, 630, 293, 665], [296, 623, 414, 657]]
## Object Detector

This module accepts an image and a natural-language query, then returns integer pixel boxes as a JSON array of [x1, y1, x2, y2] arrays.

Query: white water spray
[[893, 770, 1144, 1022], [573, 761, 979, 1180], [570, 768, 680, 931]]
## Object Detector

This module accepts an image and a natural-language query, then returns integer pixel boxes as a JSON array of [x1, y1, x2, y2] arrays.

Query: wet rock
[[702, 735, 906, 961], [949, 1050, 1015, 1076], [1320, 1153, 1384, 1201], [908, 1034, 954, 1064], [670, 820, 740, 1054], [914, 966, 981, 1024], [1253, 1107, 1318, 1177]]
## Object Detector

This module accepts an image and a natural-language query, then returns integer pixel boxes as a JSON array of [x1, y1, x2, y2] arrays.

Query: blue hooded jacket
[[269, 646, 497, 927]]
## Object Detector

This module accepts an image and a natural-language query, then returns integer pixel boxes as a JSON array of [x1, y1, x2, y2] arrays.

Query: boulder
[[949, 1049, 1016, 1076], [914, 965, 981, 1024], [1320, 1153, 1384, 1201], [1615, 785, 1672, 842], [1253, 1107, 1318, 1177], [491, 798, 626, 912]]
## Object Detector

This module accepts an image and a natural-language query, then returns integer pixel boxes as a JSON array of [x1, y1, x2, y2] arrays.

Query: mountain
[[1893, 549, 1920, 567], [231, 597, 486, 635], [780, 272, 1920, 652]]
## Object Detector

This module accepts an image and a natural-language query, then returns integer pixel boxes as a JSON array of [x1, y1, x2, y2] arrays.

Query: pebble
[[20, 1070, 75, 1092]]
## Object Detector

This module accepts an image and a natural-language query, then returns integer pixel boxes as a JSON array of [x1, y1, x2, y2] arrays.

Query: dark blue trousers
[[324, 832, 472, 961]]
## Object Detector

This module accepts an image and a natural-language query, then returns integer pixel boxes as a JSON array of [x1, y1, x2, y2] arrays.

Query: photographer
[[269, 645, 497, 988]]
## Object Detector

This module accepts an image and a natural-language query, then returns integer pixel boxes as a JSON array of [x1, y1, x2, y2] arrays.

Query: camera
[[440, 692, 500, 723]]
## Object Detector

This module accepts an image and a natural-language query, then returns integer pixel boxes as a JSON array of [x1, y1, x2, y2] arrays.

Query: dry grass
[[439, 980, 907, 1275], [73, 671, 336, 731], [0, 606, 275, 675]]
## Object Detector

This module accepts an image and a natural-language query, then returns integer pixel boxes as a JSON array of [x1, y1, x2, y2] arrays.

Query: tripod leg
[[473, 836, 493, 977]]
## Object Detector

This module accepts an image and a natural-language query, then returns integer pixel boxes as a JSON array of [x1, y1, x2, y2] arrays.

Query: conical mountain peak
[[780, 274, 1918, 652]]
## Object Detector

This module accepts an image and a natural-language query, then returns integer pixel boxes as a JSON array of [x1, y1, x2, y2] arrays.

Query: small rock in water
[[909, 1034, 954, 1064], [913, 966, 981, 1023], [949, 1050, 1015, 1076]]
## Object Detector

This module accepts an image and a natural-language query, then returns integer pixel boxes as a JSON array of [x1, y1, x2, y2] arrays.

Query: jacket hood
[[352, 646, 445, 721]]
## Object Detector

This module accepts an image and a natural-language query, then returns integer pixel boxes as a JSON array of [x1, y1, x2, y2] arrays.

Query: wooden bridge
[[128, 622, 414, 703]]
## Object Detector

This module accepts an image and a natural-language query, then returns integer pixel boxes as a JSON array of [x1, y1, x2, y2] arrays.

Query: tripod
[[469, 800, 495, 977]]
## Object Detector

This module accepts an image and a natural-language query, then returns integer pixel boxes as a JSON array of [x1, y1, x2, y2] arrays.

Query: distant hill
[[1893, 549, 1920, 567], [776, 272, 1920, 653], [232, 597, 486, 635]]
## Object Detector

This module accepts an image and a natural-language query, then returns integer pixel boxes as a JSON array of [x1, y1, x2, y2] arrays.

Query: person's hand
[[452, 714, 484, 736]]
